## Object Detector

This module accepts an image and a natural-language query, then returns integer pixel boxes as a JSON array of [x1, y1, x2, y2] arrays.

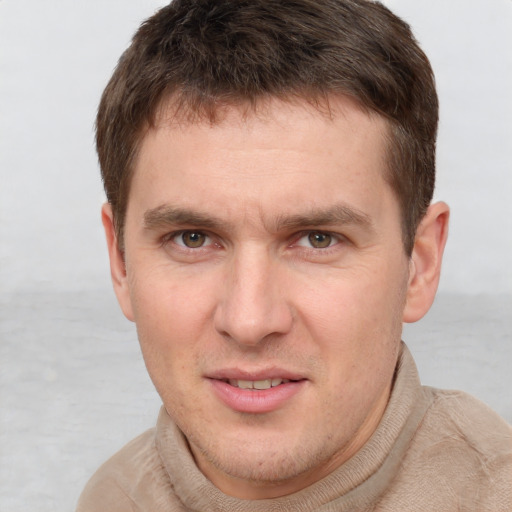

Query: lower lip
[[208, 379, 306, 414]]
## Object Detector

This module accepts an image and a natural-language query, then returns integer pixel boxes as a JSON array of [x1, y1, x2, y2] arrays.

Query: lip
[[206, 369, 307, 414], [207, 367, 305, 382]]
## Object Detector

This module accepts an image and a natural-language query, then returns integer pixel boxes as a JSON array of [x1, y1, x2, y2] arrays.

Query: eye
[[173, 231, 211, 248], [296, 231, 337, 249]]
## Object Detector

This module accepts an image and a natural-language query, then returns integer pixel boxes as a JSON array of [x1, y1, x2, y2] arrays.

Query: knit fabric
[[76, 344, 512, 511]]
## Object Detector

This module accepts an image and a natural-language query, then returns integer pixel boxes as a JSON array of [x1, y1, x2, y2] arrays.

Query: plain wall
[[1, 0, 511, 295]]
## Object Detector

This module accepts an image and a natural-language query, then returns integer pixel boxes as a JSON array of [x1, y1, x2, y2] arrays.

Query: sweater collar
[[156, 342, 432, 511]]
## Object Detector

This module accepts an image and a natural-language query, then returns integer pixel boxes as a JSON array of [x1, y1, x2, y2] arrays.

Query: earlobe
[[101, 203, 135, 322], [403, 201, 450, 323]]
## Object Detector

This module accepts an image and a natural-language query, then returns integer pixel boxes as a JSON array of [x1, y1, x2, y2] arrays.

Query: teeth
[[237, 380, 254, 389], [254, 379, 272, 390], [228, 378, 291, 390]]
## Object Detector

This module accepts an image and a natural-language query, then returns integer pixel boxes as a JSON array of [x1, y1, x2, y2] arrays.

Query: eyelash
[[161, 230, 347, 255], [162, 230, 217, 251], [294, 231, 343, 250]]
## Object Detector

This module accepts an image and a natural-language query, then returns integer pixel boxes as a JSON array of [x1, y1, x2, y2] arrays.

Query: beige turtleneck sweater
[[76, 345, 512, 511]]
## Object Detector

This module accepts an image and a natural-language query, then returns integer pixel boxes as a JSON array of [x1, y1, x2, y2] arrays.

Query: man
[[77, 0, 512, 510]]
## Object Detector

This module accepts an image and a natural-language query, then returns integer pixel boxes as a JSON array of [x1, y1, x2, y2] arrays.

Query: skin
[[103, 96, 449, 499]]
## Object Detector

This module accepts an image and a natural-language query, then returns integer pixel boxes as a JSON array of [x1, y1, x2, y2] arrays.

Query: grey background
[[1, 1, 511, 510]]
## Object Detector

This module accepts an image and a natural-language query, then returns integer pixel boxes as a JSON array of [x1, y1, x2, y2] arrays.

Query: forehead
[[128, 96, 395, 228], [152, 93, 387, 144]]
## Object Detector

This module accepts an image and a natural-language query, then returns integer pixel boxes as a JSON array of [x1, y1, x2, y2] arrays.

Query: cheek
[[129, 276, 210, 415], [126, 269, 214, 378], [295, 262, 407, 370], [299, 265, 404, 331], [129, 263, 216, 330]]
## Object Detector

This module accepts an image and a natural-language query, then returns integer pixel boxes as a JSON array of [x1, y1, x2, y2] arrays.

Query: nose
[[213, 246, 293, 347]]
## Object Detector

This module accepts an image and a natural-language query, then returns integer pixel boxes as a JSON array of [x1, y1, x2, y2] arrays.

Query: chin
[[190, 424, 336, 486], [208, 449, 310, 485]]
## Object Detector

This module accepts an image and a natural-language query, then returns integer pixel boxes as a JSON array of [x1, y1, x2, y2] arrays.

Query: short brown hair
[[97, 0, 438, 255]]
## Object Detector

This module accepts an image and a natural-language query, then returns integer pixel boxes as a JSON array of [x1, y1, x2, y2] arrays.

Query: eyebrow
[[272, 204, 374, 232], [144, 205, 227, 231], [143, 203, 374, 233]]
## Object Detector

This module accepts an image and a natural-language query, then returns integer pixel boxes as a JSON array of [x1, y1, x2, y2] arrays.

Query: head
[[97, 0, 438, 256], [99, 0, 449, 500]]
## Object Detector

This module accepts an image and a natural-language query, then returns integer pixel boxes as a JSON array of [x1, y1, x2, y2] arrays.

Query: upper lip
[[206, 367, 306, 382]]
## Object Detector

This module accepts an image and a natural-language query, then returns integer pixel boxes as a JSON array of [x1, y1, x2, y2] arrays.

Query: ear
[[101, 203, 135, 322], [403, 201, 450, 323]]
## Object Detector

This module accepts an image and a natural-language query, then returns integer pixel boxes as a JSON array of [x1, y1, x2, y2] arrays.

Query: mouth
[[222, 378, 293, 390], [207, 373, 307, 414]]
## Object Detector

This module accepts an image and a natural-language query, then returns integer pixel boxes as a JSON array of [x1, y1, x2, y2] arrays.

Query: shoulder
[[76, 428, 178, 512], [392, 388, 512, 511], [421, 388, 512, 457]]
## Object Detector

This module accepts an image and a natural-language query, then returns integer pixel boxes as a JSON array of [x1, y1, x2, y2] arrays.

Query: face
[[110, 97, 415, 499]]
